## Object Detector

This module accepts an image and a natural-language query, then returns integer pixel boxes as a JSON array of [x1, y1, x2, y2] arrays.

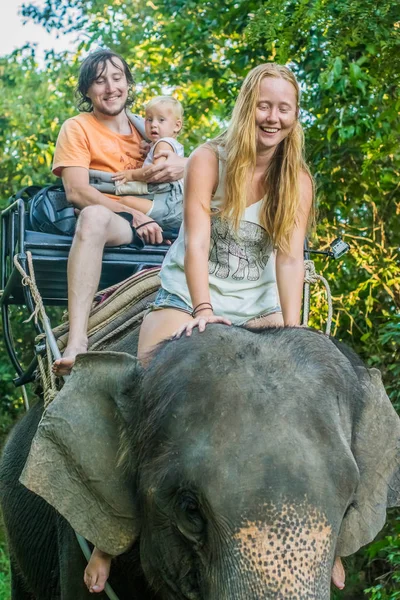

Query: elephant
[[208, 217, 271, 280], [1, 325, 399, 600]]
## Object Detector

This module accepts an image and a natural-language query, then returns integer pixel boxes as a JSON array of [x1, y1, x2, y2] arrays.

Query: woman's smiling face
[[255, 76, 298, 154]]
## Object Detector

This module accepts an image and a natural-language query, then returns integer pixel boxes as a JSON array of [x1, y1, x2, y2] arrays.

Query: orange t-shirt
[[52, 112, 143, 199]]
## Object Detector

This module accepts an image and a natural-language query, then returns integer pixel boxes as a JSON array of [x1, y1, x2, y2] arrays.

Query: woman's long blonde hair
[[209, 63, 314, 253]]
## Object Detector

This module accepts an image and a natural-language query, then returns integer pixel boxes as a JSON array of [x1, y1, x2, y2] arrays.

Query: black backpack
[[10, 185, 43, 203], [28, 185, 76, 236]]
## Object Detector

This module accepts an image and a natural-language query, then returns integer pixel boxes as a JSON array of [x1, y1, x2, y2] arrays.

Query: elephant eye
[[180, 494, 199, 513], [175, 492, 205, 538]]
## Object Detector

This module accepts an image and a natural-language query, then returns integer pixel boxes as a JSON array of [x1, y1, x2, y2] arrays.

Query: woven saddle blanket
[[53, 267, 161, 357]]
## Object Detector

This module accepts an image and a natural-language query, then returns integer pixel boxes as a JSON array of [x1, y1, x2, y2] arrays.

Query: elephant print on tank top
[[208, 216, 271, 281]]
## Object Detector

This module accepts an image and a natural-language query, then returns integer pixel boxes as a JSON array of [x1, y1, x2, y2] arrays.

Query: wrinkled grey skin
[[1, 326, 399, 600]]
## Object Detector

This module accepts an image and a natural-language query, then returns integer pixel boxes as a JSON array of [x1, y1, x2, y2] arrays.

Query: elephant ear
[[20, 352, 142, 556], [336, 367, 400, 556]]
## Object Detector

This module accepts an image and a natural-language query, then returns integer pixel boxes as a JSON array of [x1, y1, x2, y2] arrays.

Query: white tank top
[[143, 137, 184, 166], [160, 148, 279, 324]]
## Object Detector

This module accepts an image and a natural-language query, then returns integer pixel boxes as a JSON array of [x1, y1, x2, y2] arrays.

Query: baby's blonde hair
[[145, 96, 184, 122]]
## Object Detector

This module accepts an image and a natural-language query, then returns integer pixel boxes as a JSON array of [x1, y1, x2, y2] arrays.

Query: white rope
[[303, 259, 333, 336], [13, 253, 59, 404]]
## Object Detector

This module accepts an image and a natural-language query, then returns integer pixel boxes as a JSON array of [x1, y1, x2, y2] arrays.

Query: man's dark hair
[[76, 49, 135, 112]]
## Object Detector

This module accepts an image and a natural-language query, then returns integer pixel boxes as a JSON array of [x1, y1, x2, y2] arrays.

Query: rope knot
[[304, 259, 319, 284], [21, 275, 31, 287]]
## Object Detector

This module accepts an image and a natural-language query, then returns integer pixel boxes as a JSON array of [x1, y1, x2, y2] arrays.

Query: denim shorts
[[149, 288, 192, 315], [147, 288, 282, 324]]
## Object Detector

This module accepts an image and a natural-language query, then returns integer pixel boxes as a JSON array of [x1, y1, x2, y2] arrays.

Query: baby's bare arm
[[113, 141, 177, 183], [112, 166, 153, 184], [152, 140, 175, 165], [113, 168, 140, 184]]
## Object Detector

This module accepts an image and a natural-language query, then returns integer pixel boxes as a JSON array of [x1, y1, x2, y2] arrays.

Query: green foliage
[[0, 0, 399, 596], [0, 47, 77, 199], [0, 542, 11, 600], [363, 518, 400, 599]]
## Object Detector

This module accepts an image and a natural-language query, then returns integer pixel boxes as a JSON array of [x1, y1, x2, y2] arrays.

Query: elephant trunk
[[208, 505, 335, 600], [209, 571, 332, 600]]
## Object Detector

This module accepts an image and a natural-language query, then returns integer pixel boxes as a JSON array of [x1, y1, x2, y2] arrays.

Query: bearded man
[[52, 49, 186, 375]]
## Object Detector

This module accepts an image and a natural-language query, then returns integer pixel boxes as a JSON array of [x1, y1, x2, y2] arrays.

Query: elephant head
[[21, 327, 400, 600]]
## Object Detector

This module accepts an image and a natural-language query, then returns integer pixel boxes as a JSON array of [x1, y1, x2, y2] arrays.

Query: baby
[[112, 96, 184, 230]]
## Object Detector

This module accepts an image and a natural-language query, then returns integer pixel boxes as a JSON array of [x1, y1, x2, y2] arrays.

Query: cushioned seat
[[21, 229, 172, 304]]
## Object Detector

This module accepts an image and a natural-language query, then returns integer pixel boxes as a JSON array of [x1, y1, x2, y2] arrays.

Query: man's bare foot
[[331, 556, 345, 589], [52, 342, 87, 377], [84, 547, 112, 593]]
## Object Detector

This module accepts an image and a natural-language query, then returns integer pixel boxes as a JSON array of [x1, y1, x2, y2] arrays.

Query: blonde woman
[[138, 63, 313, 353]]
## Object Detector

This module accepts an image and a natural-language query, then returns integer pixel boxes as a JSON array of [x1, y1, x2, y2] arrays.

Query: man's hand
[[136, 220, 165, 245], [123, 208, 168, 245], [142, 151, 187, 183]]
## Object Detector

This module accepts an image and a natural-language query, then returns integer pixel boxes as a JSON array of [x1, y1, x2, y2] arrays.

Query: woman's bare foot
[[84, 547, 112, 593], [52, 341, 87, 377], [331, 556, 345, 589]]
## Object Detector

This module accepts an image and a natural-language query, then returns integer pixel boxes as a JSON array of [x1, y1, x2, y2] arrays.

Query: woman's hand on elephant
[[173, 314, 232, 338]]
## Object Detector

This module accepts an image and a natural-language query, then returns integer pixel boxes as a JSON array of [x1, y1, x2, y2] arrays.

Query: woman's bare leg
[[245, 311, 284, 329], [138, 308, 193, 364]]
